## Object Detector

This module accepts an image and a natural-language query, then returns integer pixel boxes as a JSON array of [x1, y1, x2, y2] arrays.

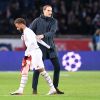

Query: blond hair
[[43, 5, 52, 11]]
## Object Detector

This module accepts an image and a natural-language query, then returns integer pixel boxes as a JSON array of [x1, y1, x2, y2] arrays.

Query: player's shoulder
[[24, 27, 33, 34], [25, 27, 31, 31]]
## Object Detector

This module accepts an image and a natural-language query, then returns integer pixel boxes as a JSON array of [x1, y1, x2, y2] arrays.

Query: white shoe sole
[[10, 92, 23, 95], [47, 91, 57, 95]]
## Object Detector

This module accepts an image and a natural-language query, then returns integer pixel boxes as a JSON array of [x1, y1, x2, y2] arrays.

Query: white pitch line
[[0, 94, 68, 97]]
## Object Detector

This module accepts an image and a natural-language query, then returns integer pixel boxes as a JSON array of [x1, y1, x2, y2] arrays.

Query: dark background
[[0, 0, 100, 36]]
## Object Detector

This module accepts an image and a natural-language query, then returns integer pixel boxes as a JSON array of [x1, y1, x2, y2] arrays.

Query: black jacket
[[29, 15, 58, 59]]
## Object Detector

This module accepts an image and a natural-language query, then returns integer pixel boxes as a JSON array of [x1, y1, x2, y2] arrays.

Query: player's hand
[[36, 35, 44, 40], [22, 57, 27, 67], [22, 56, 31, 67], [27, 54, 31, 57]]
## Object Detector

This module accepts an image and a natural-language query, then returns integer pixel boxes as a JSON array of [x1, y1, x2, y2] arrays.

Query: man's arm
[[29, 18, 37, 31], [36, 19, 58, 39], [44, 19, 58, 37]]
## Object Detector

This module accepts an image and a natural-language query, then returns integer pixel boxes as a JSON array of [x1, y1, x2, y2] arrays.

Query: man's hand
[[22, 56, 31, 67], [36, 35, 44, 40]]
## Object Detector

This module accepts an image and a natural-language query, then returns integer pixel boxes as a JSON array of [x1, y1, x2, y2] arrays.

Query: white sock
[[18, 75, 28, 93], [40, 71, 54, 89]]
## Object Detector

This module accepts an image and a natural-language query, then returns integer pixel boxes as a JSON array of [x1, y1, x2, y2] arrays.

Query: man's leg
[[32, 70, 40, 94], [50, 57, 64, 94]]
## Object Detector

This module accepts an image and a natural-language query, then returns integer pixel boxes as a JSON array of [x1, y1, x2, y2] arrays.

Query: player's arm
[[37, 39, 50, 49], [24, 33, 34, 56]]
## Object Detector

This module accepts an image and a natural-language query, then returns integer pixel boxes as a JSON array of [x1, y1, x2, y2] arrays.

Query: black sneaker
[[33, 90, 37, 95], [56, 88, 64, 94]]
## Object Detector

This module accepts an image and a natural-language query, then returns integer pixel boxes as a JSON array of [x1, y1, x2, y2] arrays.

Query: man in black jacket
[[29, 5, 64, 94]]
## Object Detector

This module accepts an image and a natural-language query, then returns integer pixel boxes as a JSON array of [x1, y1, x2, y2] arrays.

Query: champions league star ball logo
[[62, 52, 82, 72]]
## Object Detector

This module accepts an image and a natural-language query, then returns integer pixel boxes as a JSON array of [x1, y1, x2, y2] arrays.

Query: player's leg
[[10, 56, 31, 95], [50, 57, 64, 94], [32, 48, 46, 94], [38, 68, 56, 95], [11, 74, 28, 95]]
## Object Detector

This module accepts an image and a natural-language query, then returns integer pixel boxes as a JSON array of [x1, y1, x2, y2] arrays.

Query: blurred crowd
[[1, 0, 100, 36]]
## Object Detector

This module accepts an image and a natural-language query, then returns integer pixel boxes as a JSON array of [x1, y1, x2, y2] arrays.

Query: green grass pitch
[[0, 71, 100, 100]]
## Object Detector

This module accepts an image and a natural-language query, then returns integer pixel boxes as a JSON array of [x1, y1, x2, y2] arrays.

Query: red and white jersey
[[22, 27, 50, 56], [23, 27, 39, 56], [22, 27, 46, 70]]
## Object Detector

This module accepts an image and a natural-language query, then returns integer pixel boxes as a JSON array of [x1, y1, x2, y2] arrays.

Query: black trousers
[[32, 57, 60, 90]]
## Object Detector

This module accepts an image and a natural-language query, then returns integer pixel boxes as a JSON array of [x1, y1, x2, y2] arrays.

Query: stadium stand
[[0, 0, 100, 36]]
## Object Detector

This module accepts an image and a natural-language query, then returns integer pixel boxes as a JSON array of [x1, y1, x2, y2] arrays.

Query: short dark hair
[[14, 18, 26, 25], [43, 5, 52, 11]]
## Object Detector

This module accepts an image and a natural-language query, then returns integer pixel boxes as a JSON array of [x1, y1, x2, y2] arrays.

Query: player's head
[[43, 5, 52, 17], [14, 18, 26, 31]]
